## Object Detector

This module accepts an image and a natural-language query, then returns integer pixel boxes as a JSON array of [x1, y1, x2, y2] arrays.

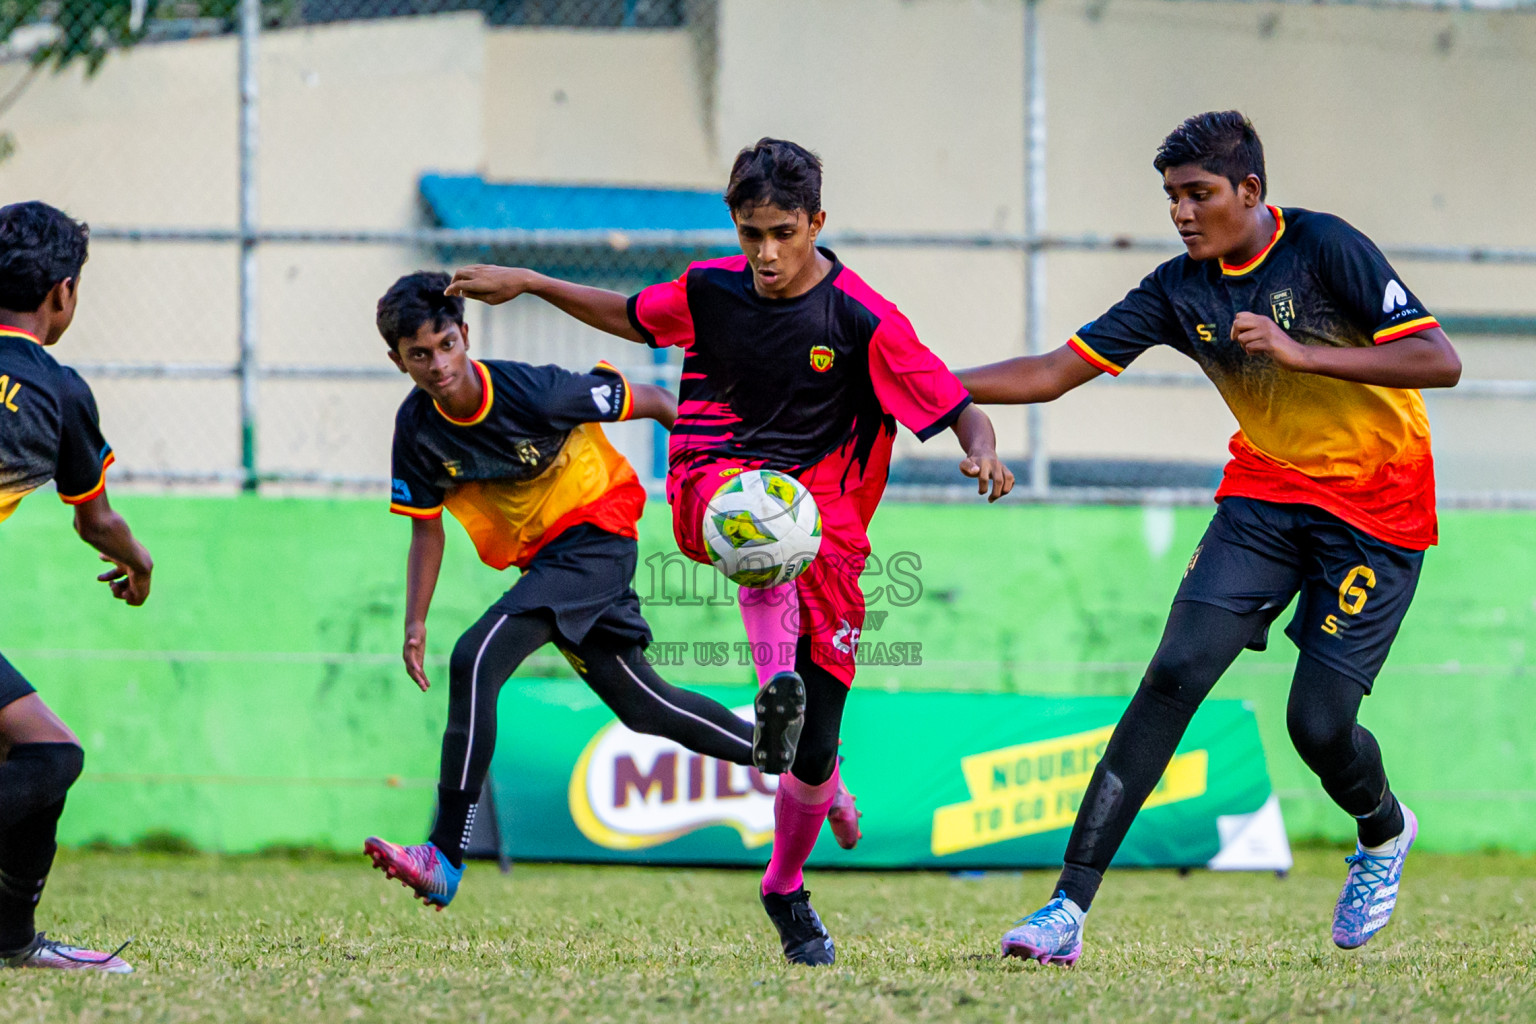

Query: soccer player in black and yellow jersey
[[0, 202, 154, 973], [958, 113, 1462, 963], [363, 272, 814, 909]]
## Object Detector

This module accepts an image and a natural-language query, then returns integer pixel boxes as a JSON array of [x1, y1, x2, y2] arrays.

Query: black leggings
[[1057, 600, 1397, 910], [439, 610, 756, 797]]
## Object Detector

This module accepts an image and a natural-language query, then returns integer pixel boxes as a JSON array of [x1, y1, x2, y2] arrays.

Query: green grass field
[[1, 849, 1531, 1023]]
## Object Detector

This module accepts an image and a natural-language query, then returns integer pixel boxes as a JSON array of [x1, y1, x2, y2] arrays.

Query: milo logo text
[[569, 710, 777, 850]]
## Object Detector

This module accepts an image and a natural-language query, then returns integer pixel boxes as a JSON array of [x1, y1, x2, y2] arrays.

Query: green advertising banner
[[492, 683, 1291, 871]]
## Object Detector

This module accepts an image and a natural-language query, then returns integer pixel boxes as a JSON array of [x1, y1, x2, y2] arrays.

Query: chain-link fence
[[3, 0, 1536, 502]]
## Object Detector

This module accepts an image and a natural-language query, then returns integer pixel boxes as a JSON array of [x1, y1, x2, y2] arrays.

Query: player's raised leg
[[739, 584, 860, 848], [368, 608, 553, 909], [759, 657, 845, 966], [739, 581, 804, 775], [670, 462, 809, 777]]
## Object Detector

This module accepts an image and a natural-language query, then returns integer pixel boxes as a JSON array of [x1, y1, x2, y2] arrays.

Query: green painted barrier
[[495, 682, 1287, 870], [0, 495, 1529, 852]]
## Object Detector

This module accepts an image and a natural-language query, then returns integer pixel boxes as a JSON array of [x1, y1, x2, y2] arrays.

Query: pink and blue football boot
[[1000, 891, 1084, 966], [365, 837, 462, 910]]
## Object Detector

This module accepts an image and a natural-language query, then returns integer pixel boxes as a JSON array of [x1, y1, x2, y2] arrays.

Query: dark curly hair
[[376, 271, 465, 351], [1154, 111, 1267, 201], [0, 201, 90, 313], [725, 138, 823, 217]]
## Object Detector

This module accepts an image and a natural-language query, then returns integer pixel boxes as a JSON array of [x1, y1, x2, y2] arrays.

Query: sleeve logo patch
[[590, 384, 613, 414], [1382, 280, 1408, 314], [809, 345, 835, 372]]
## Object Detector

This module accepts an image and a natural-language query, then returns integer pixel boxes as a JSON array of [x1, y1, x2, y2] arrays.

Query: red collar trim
[[0, 325, 43, 345]]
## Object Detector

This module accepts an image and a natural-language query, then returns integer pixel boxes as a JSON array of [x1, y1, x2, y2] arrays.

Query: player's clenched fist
[[1232, 311, 1310, 372], [444, 265, 538, 305]]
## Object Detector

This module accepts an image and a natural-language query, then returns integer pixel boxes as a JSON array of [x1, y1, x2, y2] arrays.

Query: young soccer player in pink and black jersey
[[447, 138, 1014, 965]]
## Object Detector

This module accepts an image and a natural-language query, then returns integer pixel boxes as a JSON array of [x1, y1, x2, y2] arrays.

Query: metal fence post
[[237, 0, 261, 492], [1023, 0, 1049, 497]]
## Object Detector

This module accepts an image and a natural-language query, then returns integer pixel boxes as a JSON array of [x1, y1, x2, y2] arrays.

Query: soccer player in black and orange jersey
[[446, 139, 1013, 965], [0, 202, 154, 973], [363, 272, 811, 910], [957, 112, 1462, 964]]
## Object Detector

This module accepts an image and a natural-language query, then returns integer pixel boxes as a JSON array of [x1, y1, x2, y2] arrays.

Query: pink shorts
[[667, 436, 894, 687]]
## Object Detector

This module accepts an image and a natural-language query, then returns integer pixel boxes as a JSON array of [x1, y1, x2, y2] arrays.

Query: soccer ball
[[701, 469, 821, 588]]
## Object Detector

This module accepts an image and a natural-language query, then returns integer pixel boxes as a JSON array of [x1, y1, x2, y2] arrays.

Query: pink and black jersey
[[626, 248, 971, 488]]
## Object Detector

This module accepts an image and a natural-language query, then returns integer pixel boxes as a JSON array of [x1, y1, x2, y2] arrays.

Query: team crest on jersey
[[1270, 290, 1296, 330], [513, 440, 541, 465], [809, 345, 835, 372], [441, 459, 462, 478]]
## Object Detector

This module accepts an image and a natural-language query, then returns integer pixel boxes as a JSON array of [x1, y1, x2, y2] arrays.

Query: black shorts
[[490, 523, 652, 648], [1175, 497, 1424, 692], [0, 651, 36, 711]]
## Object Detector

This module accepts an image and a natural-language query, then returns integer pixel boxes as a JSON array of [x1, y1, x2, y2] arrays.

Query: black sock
[[1356, 790, 1405, 848], [0, 870, 44, 952], [1055, 864, 1103, 911], [428, 786, 479, 869], [0, 795, 68, 953]]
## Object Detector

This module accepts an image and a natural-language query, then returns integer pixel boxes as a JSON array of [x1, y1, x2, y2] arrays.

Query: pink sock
[[738, 582, 798, 688], [761, 771, 837, 895]]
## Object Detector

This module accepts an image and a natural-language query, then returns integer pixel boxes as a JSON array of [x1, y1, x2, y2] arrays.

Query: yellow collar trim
[[1220, 206, 1286, 277], [434, 360, 494, 427]]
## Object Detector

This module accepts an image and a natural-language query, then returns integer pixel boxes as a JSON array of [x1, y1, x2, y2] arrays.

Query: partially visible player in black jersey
[[0, 202, 154, 973]]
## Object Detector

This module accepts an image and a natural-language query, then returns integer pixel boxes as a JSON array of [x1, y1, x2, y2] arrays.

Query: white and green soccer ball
[[702, 469, 821, 588]]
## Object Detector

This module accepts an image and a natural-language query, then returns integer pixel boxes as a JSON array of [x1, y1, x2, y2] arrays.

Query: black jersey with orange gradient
[[1067, 207, 1440, 550], [389, 358, 647, 570], [0, 326, 113, 525]]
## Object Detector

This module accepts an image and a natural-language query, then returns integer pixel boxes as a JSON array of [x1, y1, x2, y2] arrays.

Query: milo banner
[[489, 682, 1291, 871]]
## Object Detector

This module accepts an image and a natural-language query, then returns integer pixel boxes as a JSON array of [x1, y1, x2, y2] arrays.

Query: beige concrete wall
[[714, 0, 1536, 483], [0, 16, 486, 477], [483, 28, 717, 187], [2, 2, 1533, 487]]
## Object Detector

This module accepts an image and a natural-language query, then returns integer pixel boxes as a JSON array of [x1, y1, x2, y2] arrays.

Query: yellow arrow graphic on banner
[[930, 726, 1208, 856]]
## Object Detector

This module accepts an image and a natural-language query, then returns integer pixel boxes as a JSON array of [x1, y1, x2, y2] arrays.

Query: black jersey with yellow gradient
[[389, 358, 647, 571], [0, 325, 113, 524], [1067, 207, 1440, 550]]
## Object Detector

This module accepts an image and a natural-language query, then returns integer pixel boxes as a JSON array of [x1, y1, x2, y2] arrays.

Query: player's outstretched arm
[[953, 405, 1015, 503], [956, 345, 1103, 405], [1232, 314, 1461, 389], [72, 492, 153, 606], [627, 383, 678, 430], [445, 265, 644, 344], [403, 516, 446, 693]]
